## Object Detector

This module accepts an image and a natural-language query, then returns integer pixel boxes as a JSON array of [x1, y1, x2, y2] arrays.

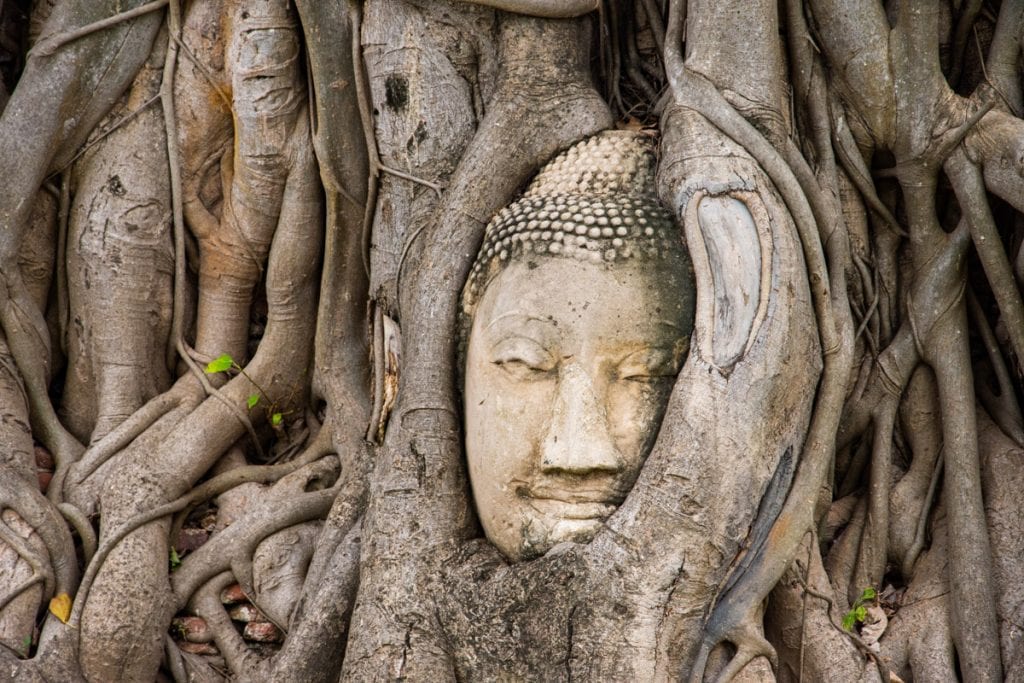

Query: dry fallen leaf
[[49, 593, 72, 623], [860, 603, 888, 654]]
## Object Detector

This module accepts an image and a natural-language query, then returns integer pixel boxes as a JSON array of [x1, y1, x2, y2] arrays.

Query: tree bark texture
[[1, 0, 1024, 681]]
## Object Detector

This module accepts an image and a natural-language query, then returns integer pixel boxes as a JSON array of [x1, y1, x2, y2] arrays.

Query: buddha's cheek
[[606, 382, 672, 476], [465, 370, 555, 542]]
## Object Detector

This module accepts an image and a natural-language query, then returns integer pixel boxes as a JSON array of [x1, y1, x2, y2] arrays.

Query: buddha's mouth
[[530, 499, 617, 520], [518, 484, 622, 520]]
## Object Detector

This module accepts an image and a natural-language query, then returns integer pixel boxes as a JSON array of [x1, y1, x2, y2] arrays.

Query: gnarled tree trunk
[[1, 0, 1023, 681]]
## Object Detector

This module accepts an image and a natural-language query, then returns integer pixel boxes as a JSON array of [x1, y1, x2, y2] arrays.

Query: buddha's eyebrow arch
[[484, 311, 556, 330]]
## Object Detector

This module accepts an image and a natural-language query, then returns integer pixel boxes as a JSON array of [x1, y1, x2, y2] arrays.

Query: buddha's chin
[[549, 517, 605, 544], [516, 516, 606, 560]]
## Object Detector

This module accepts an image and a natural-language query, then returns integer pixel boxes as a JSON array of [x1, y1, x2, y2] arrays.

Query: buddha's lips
[[518, 484, 623, 520], [527, 498, 617, 521]]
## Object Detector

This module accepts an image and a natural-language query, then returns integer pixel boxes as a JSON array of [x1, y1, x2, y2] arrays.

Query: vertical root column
[[192, 0, 304, 361]]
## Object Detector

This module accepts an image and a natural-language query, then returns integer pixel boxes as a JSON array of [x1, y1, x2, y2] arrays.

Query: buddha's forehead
[[475, 257, 690, 347], [487, 256, 682, 302]]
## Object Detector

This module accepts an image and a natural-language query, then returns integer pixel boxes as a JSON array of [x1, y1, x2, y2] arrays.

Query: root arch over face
[[1, 1, 1024, 681]]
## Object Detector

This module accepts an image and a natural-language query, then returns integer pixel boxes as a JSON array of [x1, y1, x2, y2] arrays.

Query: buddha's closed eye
[[491, 337, 556, 380], [616, 348, 683, 383]]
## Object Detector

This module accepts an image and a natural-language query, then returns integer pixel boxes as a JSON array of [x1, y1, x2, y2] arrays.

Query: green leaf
[[860, 586, 877, 601], [842, 611, 856, 631], [854, 605, 867, 622], [204, 353, 234, 374], [271, 412, 283, 426], [169, 547, 182, 571], [247, 393, 260, 409]]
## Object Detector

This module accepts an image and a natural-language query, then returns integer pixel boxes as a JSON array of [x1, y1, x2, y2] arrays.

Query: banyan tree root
[[977, 409, 1024, 669], [0, 504, 45, 656], [188, 0, 308, 363], [63, 0, 310, 488], [878, 507, 957, 681], [2, 2, 370, 679], [653, 2, 856, 679], [170, 460, 340, 611], [295, 0, 370, 465], [765, 532, 884, 682], [75, 113, 322, 681], [873, 407, 1024, 679], [889, 366, 943, 575], [806, 0, 1024, 675], [0, 470, 65, 656], [132, 447, 358, 683], [0, 190, 59, 657], [360, 0, 497, 309], [61, 31, 174, 446], [0, 0, 163, 512], [171, 483, 340, 680], [0, 462, 78, 642], [343, 7, 612, 679], [16, 5, 328, 677]]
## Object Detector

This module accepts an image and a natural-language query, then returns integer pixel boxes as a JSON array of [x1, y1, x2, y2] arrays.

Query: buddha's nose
[[539, 363, 623, 474]]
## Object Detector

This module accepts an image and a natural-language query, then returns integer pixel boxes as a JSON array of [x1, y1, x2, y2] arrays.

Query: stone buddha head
[[460, 131, 696, 561]]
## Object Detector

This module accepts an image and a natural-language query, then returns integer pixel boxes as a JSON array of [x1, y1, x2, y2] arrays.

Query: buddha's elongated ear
[[568, 104, 821, 674], [684, 188, 772, 373]]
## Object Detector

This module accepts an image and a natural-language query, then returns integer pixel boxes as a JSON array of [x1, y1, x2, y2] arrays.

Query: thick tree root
[[171, 469, 339, 610], [0, 465, 78, 600], [75, 107, 322, 679], [767, 532, 885, 682], [345, 8, 612, 679], [658, 3, 853, 678]]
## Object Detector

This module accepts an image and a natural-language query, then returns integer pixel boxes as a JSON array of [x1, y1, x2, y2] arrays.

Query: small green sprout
[[203, 353, 284, 425], [842, 586, 877, 631], [169, 547, 182, 572], [204, 353, 235, 374]]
